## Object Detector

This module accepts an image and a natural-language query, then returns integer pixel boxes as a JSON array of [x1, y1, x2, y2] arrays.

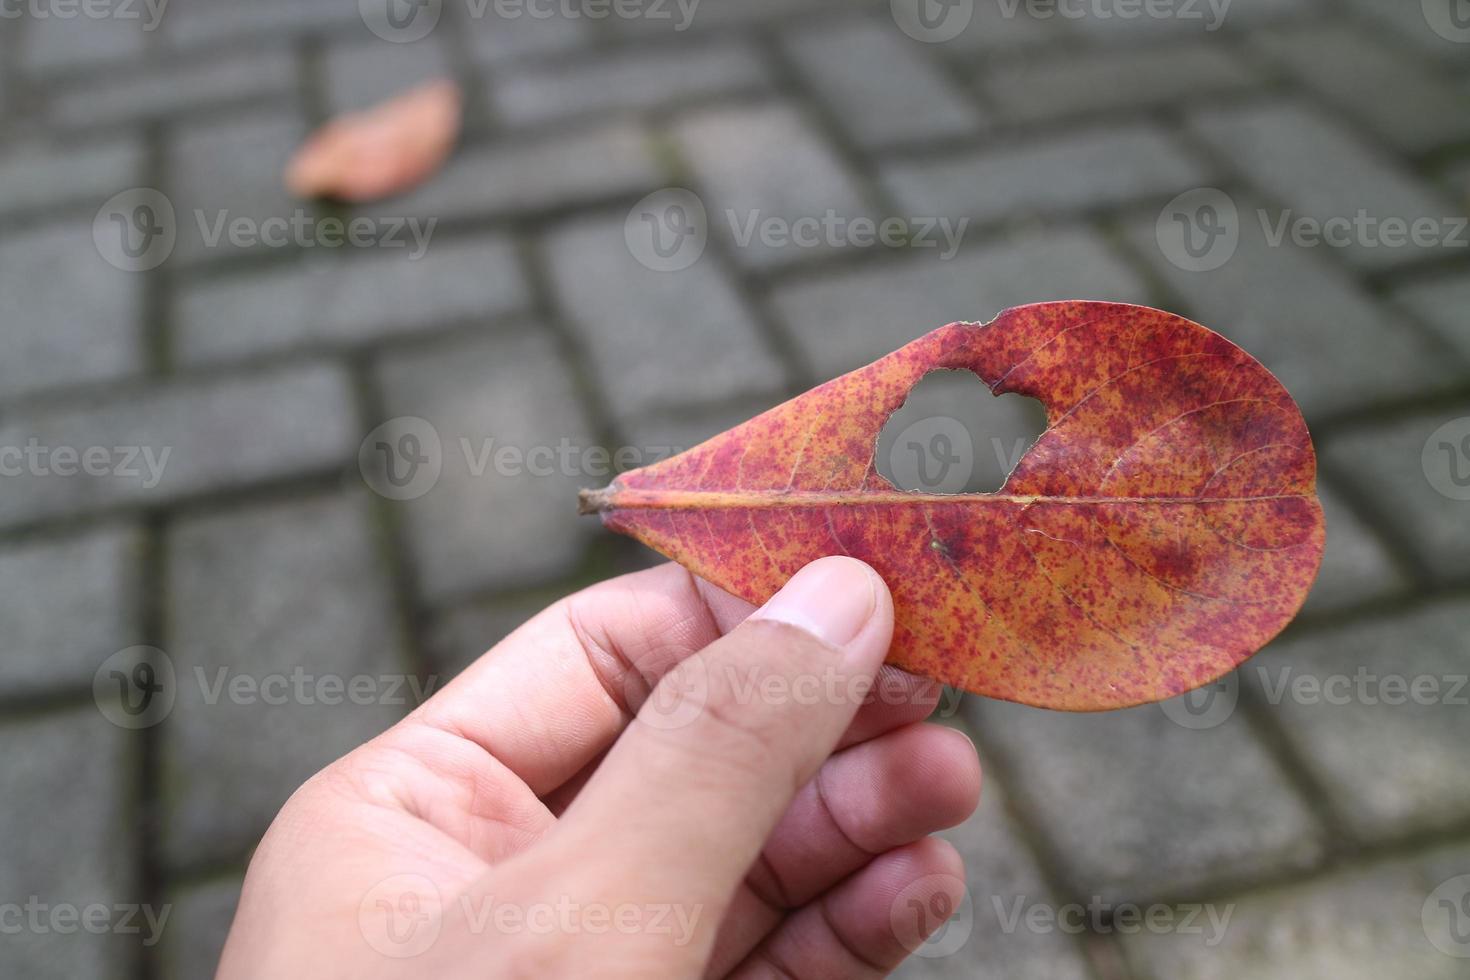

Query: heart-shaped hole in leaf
[[875, 369, 1047, 495]]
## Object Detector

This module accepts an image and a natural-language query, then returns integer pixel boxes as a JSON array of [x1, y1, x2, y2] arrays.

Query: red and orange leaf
[[580, 302, 1325, 710], [284, 80, 461, 203]]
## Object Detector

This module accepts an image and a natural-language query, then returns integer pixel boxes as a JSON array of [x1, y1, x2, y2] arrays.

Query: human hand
[[217, 557, 982, 978]]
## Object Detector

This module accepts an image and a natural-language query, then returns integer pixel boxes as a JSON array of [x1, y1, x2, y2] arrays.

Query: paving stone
[[0, 524, 143, 695], [47, 46, 297, 128], [463, 4, 594, 64], [162, 492, 410, 869], [1392, 271, 1470, 361], [0, 219, 144, 399], [673, 102, 875, 269], [883, 122, 1209, 225], [370, 123, 658, 221], [1246, 602, 1470, 840], [896, 758, 1093, 980], [174, 234, 529, 365], [1122, 844, 1470, 979], [0, 134, 143, 214], [374, 326, 599, 600], [427, 595, 552, 678], [544, 213, 786, 425], [1339, 0, 1470, 63], [980, 40, 1256, 123], [19, 3, 153, 74], [1321, 405, 1470, 583], [491, 37, 770, 125], [1304, 485, 1408, 614], [1188, 100, 1461, 271], [168, 109, 308, 264], [965, 696, 1322, 903], [785, 17, 983, 149], [0, 709, 134, 980], [771, 224, 1151, 378], [0, 361, 357, 528], [1121, 195, 1458, 420], [324, 35, 453, 113], [1251, 25, 1470, 155], [160, 876, 242, 980], [161, 0, 357, 48]]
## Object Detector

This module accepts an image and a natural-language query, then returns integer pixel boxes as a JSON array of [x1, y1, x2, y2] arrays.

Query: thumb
[[538, 557, 893, 953]]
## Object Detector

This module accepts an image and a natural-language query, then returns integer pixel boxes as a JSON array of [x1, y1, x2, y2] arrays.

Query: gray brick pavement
[[368, 122, 659, 220], [1251, 24, 1470, 155], [0, 362, 357, 528], [1246, 601, 1470, 840], [979, 40, 1256, 123], [0, 710, 134, 980], [786, 17, 983, 149], [883, 123, 1209, 225], [0, 135, 143, 215], [0, 524, 143, 695], [673, 101, 875, 269], [46, 47, 297, 130], [1304, 485, 1409, 614], [1187, 100, 1463, 272], [545, 213, 787, 425], [372, 325, 599, 601], [173, 234, 529, 366], [1321, 405, 1470, 583], [965, 697, 1323, 903], [161, 491, 409, 869], [490, 37, 771, 125], [1, 219, 144, 399], [1393, 271, 1470, 361], [324, 36, 454, 114]]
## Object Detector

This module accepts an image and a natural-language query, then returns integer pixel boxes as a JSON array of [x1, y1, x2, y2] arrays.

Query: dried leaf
[[580, 302, 1325, 710], [284, 80, 462, 203]]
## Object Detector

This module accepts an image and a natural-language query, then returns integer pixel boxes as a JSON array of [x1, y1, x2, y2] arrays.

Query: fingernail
[[749, 557, 879, 649]]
